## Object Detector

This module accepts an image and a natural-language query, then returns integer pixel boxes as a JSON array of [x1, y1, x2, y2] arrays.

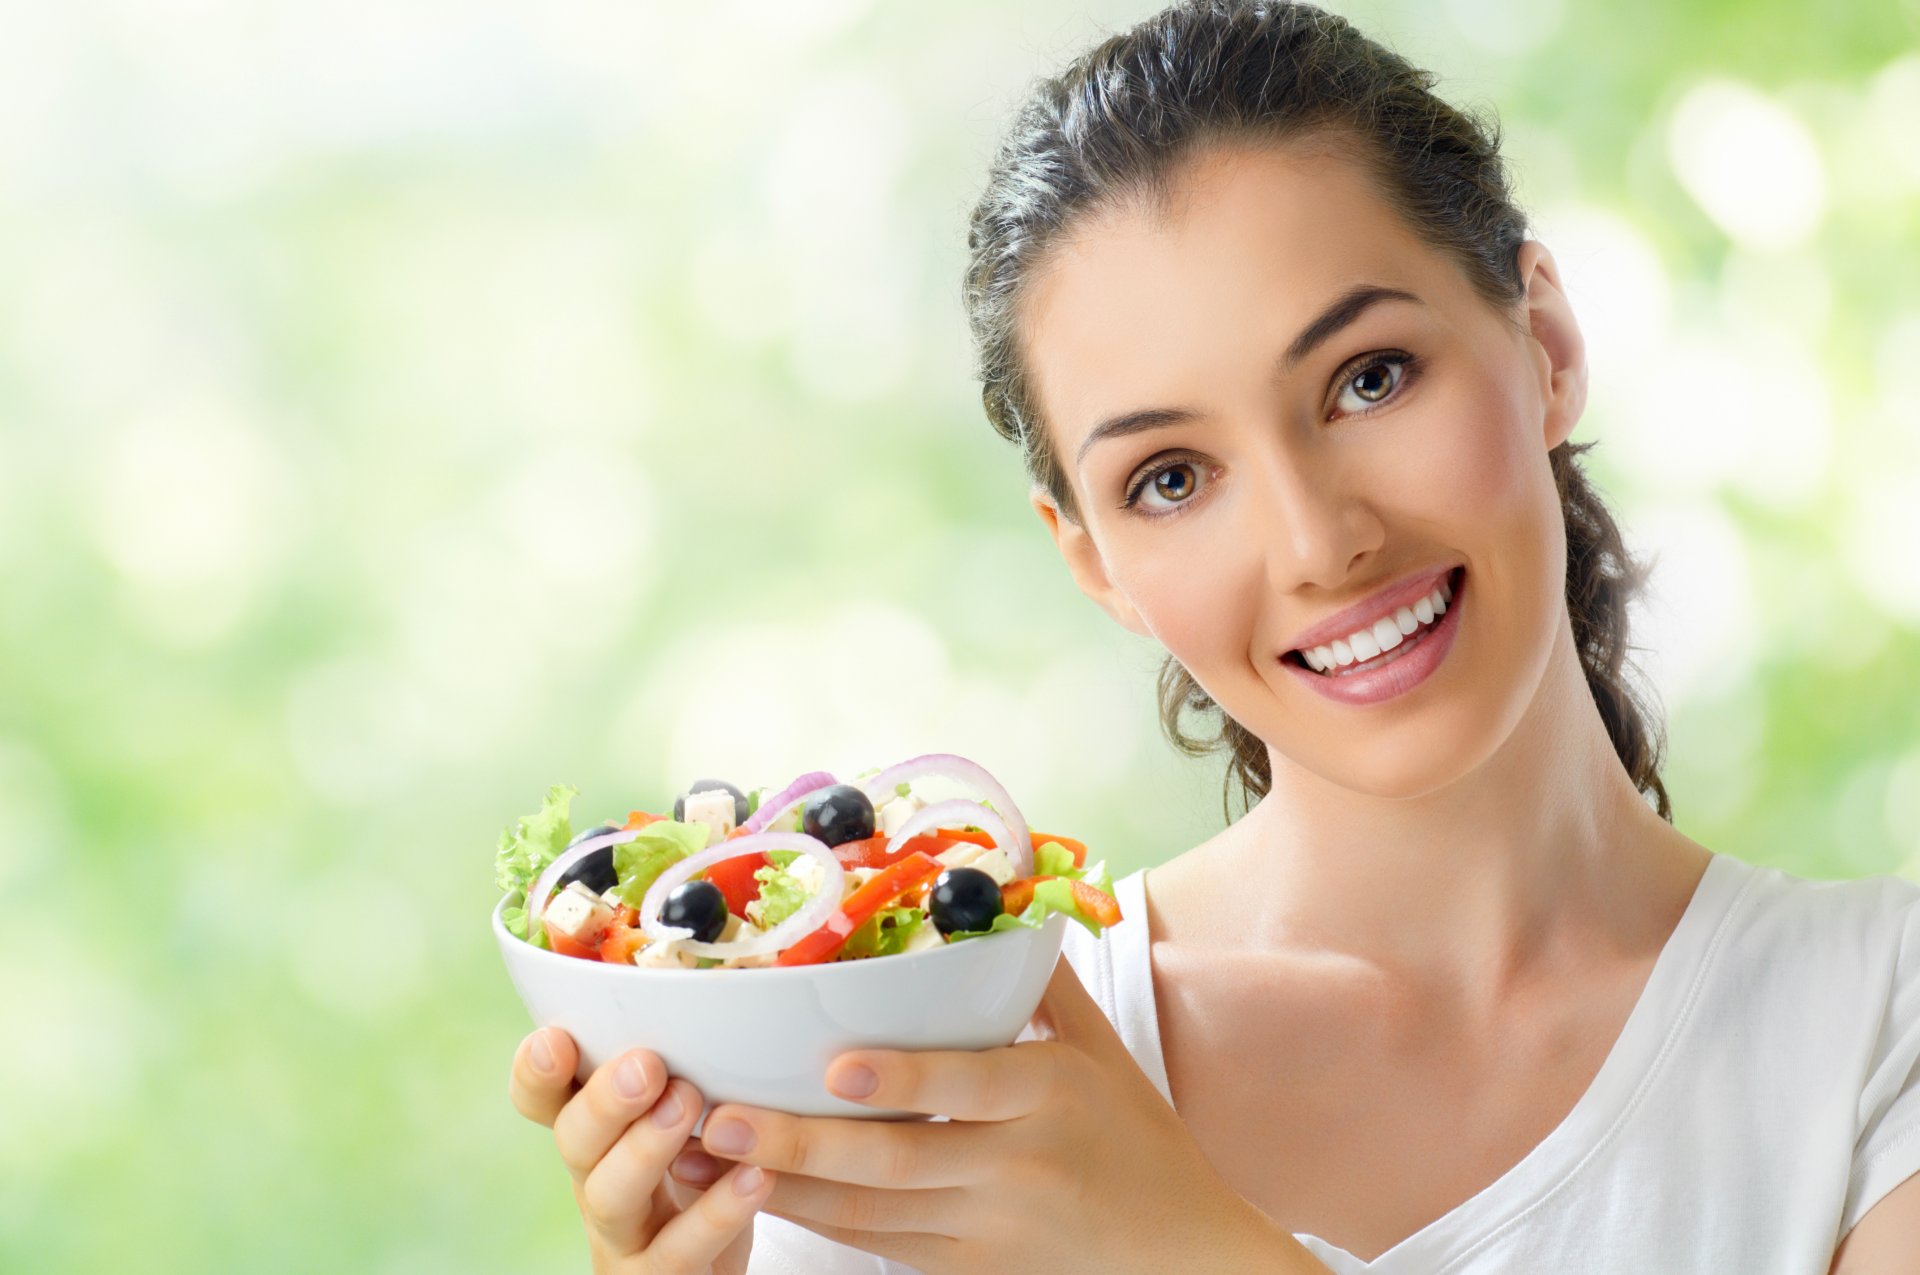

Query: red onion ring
[[740, 770, 837, 836], [528, 825, 646, 930], [885, 798, 1031, 879], [639, 831, 846, 959], [856, 753, 1033, 872]]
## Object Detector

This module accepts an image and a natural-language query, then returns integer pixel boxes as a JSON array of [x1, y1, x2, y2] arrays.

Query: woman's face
[[1022, 138, 1589, 800]]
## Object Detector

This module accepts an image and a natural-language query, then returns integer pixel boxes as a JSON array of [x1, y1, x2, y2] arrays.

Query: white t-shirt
[[749, 851, 1920, 1273]]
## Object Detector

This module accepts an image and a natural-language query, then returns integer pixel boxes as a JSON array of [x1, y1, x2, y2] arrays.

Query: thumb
[[1027, 951, 1119, 1052]]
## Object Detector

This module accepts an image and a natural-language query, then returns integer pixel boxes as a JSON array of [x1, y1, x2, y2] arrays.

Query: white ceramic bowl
[[494, 896, 1069, 1125]]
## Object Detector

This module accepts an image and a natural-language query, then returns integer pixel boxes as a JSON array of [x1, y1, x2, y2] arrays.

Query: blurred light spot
[[1444, 0, 1564, 56], [0, 739, 68, 894], [1718, 248, 1831, 343], [89, 401, 292, 601], [1027, 650, 1145, 792], [1868, 55, 1920, 193], [1874, 312, 1920, 448], [287, 865, 427, 1017], [1535, 203, 1671, 374], [1839, 471, 1920, 628], [1668, 80, 1826, 250], [285, 657, 431, 804], [648, 601, 955, 785], [1628, 503, 1759, 705], [0, 936, 153, 1172], [498, 445, 654, 596], [1669, 689, 1763, 828], [1888, 747, 1920, 878], [1617, 327, 1832, 510]]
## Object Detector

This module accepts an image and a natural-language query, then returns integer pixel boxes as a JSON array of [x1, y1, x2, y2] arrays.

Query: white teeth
[[1299, 574, 1457, 672]]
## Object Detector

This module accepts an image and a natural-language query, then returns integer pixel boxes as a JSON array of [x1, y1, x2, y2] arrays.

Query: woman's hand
[[689, 960, 1315, 1274], [508, 1028, 778, 1274]]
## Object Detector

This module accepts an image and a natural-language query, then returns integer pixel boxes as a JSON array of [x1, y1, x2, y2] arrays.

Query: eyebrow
[[1072, 284, 1424, 472]]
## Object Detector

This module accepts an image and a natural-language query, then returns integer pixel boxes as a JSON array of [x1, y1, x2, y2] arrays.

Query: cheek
[[1104, 517, 1264, 675]]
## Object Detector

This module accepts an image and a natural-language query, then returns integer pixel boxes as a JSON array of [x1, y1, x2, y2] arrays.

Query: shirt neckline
[[1102, 851, 1751, 1273]]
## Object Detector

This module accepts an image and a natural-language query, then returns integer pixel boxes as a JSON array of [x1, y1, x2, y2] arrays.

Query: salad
[[493, 752, 1123, 970]]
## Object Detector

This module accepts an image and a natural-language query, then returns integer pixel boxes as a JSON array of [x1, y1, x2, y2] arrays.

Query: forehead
[[1020, 140, 1456, 449]]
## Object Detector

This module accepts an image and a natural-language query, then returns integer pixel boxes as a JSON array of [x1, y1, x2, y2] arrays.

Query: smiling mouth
[[1281, 565, 1464, 674]]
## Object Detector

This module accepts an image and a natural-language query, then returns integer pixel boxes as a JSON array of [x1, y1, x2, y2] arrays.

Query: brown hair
[[962, 0, 1673, 825]]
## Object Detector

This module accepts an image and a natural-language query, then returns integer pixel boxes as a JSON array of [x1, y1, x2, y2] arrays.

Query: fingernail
[[673, 1149, 722, 1184], [530, 1032, 555, 1075], [732, 1164, 766, 1195], [650, 1085, 684, 1128], [705, 1118, 754, 1156], [831, 1064, 878, 1099], [616, 1056, 647, 1100]]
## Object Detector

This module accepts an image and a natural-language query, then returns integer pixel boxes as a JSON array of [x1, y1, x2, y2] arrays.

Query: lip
[[1280, 563, 1462, 655], [1280, 566, 1465, 706]]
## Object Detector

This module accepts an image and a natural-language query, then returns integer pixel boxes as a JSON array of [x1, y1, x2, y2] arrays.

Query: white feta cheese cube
[[901, 920, 946, 954], [682, 788, 737, 843], [876, 793, 925, 838], [633, 936, 700, 969], [934, 840, 991, 871], [545, 880, 615, 943], [966, 848, 1017, 886]]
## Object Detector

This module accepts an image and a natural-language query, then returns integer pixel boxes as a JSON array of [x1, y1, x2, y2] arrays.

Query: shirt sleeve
[[1841, 887, 1920, 1238]]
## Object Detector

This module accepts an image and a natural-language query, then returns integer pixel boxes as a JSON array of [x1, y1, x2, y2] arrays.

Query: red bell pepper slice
[[935, 826, 994, 849], [624, 810, 665, 830], [829, 832, 961, 871], [703, 850, 771, 918], [1030, 832, 1087, 868], [999, 876, 1123, 927], [775, 851, 944, 967]]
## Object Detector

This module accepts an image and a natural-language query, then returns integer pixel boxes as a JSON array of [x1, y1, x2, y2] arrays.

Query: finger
[[824, 1040, 1069, 1122], [700, 1104, 986, 1188], [508, 1028, 580, 1129], [760, 1171, 964, 1235], [576, 1077, 704, 1254], [647, 1163, 777, 1272], [1027, 956, 1116, 1049], [552, 1048, 670, 1183]]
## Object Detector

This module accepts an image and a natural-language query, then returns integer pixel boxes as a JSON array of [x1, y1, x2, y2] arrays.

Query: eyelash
[[1118, 350, 1424, 519]]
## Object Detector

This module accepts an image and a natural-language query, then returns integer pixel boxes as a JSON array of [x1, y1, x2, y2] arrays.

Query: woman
[[506, 3, 1920, 1270]]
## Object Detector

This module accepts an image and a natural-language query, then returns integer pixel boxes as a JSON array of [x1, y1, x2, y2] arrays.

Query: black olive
[[674, 779, 750, 825], [801, 784, 877, 848], [556, 823, 620, 895], [660, 879, 728, 943], [929, 867, 1003, 935]]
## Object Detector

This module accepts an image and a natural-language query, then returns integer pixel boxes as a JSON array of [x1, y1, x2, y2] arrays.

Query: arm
[[1830, 1167, 1920, 1274]]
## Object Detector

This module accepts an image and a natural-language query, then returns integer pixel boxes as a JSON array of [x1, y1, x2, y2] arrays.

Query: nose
[[1247, 438, 1384, 597]]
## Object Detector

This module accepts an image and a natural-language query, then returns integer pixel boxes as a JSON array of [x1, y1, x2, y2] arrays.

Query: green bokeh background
[[3, 0, 1916, 1269]]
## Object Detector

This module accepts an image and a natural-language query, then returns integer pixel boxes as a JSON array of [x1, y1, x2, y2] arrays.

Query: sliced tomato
[[624, 810, 666, 830], [545, 920, 603, 961], [703, 850, 771, 918], [1030, 832, 1088, 869], [775, 851, 944, 967], [830, 833, 961, 871], [597, 919, 648, 965]]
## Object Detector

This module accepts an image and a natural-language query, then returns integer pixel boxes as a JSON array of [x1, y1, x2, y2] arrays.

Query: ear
[[1515, 240, 1588, 450], [1029, 486, 1154, 639]]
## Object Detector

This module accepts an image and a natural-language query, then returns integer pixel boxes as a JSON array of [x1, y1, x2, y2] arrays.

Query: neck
[[1217, 611, 1705, 1016]]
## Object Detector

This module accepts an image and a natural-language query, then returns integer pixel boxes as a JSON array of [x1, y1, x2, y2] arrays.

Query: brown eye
[[1152, 464, 1196, 501], [1332, 355, 1413, 415]]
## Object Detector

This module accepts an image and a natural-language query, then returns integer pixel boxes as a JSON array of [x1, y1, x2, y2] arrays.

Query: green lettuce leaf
[[749, 862, 812, 929], [613, 819, 710, 908], [947, 857, 1118, 941], [841, 905, 926, 960], [493, 784, 579, 940]]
